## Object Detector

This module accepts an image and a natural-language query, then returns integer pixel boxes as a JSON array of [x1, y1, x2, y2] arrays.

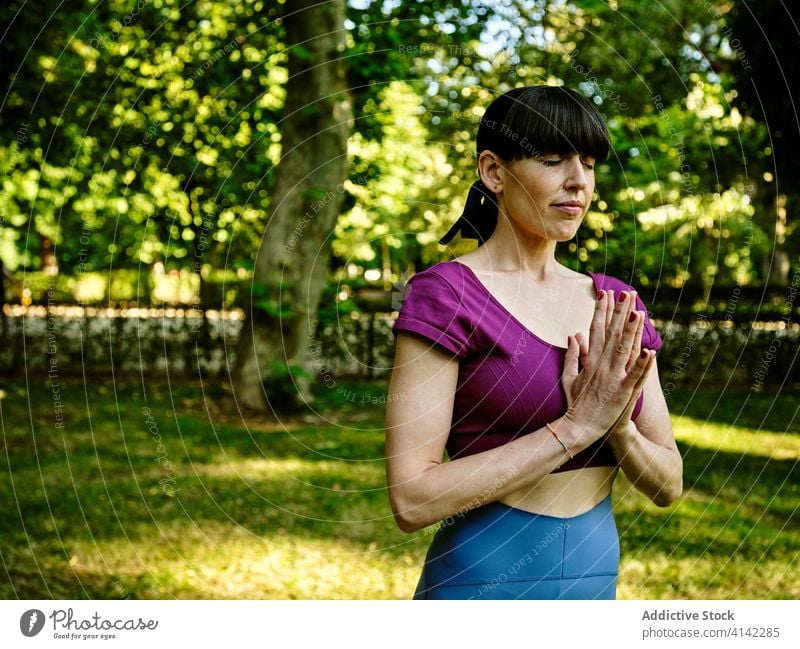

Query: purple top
[[391, 261, 664, 473]]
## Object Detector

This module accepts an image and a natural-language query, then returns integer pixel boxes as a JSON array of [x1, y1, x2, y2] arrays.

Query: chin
[[552, 226, 580, 242]]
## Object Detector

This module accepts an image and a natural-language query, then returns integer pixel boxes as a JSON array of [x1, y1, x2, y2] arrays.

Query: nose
[[564, 154, 588, 190]]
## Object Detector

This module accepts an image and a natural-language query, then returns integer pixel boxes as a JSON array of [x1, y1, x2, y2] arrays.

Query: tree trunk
[[232, 0, 351, 411], [766, 193, 790, 286]]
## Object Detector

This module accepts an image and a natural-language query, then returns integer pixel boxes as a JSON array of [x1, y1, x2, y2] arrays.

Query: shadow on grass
[[665, 387, 799, 434], [616, 440, 799, 563], [2, 377, 798, 598]]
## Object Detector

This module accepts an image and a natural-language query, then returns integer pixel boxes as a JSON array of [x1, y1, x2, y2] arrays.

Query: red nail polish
[[597, 290, 605, 301], [640, 349, 648, 359], [619, 292, 627, 302], [628, 311, 637, 322]]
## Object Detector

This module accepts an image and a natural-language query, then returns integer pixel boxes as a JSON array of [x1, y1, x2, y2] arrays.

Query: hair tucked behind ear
[[439, 85, 610, 246]]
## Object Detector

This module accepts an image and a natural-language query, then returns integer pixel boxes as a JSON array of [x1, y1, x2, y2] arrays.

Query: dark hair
[[439, 85, 611, 246]]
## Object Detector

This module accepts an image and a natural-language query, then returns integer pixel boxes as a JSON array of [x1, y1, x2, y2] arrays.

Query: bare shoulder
[[542, 265, 597, 300]]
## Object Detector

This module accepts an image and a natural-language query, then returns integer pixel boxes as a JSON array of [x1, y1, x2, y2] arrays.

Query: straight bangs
[[478, 86, 611, 162]]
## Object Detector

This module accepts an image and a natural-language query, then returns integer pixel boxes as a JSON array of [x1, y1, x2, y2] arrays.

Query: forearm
[[392, 416, 589, 533], [607, 419, 683, 506]]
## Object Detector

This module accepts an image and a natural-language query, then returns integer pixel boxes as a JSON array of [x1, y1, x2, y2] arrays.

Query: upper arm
[[385, 331, 459, 504], [633, 356, 679, 455]]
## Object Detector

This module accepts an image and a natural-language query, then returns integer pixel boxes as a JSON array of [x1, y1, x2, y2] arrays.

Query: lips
[[552, 200, 584, 216]]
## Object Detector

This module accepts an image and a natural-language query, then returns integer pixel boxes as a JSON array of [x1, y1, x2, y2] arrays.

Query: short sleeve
[[391, 269, 472, 358]]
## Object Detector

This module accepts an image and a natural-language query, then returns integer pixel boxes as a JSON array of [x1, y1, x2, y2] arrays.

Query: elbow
[[394, 513, 422, 534], [652, 486, 681, 507], [652, 454, 683, 507], [652, 475, 683, 507], [388, 488, 429, 534]]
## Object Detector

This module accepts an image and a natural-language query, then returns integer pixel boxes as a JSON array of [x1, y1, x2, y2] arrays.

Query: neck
[[475, 213, 564, 281]]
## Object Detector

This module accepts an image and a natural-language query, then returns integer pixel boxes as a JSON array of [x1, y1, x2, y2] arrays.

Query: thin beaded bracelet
[[546, 422, 574, 461]]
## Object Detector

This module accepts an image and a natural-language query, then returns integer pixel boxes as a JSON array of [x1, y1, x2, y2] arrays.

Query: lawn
[[0, 376, 797, 599]]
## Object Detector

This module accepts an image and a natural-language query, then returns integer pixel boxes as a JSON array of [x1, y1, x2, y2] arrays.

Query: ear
[[478, 150, 504, 194]]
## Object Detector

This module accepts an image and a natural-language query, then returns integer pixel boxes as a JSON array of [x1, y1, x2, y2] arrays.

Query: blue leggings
[[413, 494, 619, 600]]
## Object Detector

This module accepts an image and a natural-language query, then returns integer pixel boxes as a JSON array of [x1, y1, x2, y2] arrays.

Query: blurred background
[[0, 0, 797, 599]]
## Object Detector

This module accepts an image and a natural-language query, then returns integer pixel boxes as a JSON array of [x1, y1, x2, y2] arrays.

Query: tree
[[231, 0, 493, 410], [727, 0, 800, 285], [231, 0, 351, 410], [0, 0, 284, 275]]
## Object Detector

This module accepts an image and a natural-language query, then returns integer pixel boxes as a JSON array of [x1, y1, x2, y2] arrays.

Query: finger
[[614, 347, 650, 425], [605, 299, 642, 371], [627, 290, 639, 335], [575, 331, 589, 369], [627, 352, 654, 407], [620, 304, 644, 359], [624, 348, 655, 391], [605, 290, 634, 353], [562, 335, 584, 408], [627, 310, 645, 372], [586, 291, 608, 369], [621, 309, 644, 373], [604, 289, 614, 330], [562, 334, 579, 385]]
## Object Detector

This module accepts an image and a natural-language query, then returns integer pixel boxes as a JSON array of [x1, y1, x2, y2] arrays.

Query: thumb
[[562, 334, 579, 386], [575, 332, 589, 371]]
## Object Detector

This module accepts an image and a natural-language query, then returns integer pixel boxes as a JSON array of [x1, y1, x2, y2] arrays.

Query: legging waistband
[[413, 493, 619, 600]]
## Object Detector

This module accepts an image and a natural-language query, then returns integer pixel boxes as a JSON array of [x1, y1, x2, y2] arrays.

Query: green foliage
[[335, 0, 781, 290], [0, 0, 284, 273], [19, 273, 74, 304], [0, 0, 793, 298], [199, 269, 248, 309], [6, 268, 254, 306], [249, 276, 293, 318], [18, 269, 151, 304], [334, 80, 456, 272], [656, 320, 800, 389]]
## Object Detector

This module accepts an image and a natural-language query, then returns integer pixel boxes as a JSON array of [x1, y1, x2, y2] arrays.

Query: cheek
[[514, 173, 551, 200]]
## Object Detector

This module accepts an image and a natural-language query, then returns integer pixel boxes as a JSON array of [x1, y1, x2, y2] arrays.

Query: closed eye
[[539, 155, 595, 170]]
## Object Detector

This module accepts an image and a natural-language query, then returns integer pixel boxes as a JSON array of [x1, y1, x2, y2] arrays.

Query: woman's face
[[496, 151, 596, 242]]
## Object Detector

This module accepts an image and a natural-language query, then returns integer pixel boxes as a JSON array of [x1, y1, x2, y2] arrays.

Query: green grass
[[615, 388, 800, 599], [0, 377, 797, 599]]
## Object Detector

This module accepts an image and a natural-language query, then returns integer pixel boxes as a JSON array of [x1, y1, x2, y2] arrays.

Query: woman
[[384, 85, 682, 600]]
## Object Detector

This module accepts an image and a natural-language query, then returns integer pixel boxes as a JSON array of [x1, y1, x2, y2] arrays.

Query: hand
[[592, 291, 651, 436], [560, 289, 656, 442], [563, 289, 647, 409]]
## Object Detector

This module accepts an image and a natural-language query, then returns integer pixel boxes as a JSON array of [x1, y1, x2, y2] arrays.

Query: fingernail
[[597, 290, 605, 301], [619, 292, 627, 303], [640, 349, 648, 359], [628, 311, 637, 322]]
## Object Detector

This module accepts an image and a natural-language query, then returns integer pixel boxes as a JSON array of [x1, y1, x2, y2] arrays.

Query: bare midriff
[[498, 466, 618, 517]]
